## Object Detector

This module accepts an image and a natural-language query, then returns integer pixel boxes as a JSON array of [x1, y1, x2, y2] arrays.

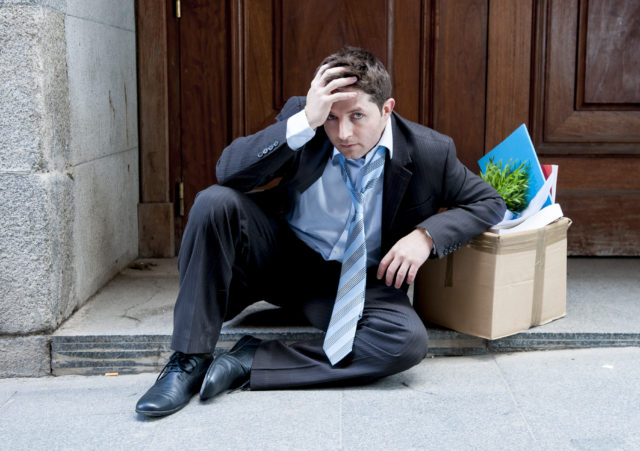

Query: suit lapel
[[382, 114, 413, 250]]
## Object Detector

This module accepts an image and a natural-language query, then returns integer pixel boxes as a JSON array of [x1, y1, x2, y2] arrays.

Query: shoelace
[[157, 352, 197, 380]]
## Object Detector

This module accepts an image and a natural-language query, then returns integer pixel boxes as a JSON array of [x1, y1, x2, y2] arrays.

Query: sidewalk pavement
[[2, 347, 639, 450]]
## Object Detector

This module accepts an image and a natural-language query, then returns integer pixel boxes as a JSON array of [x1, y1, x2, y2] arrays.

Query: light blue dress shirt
[[285, 110, 393, 267]]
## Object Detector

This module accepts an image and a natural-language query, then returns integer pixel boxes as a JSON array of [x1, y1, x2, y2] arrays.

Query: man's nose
[[338, 120, 352, 141]]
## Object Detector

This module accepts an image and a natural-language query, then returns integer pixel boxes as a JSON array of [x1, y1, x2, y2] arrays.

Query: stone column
[[0, 0, 138, 377]]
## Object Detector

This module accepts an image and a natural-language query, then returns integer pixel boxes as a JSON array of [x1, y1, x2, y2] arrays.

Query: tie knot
[[339, 146, 386, 197]]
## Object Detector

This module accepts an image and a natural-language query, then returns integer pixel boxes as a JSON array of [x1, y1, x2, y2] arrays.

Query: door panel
[[540, 0, 640, 146], [432, 0, 488, 169], [177, 0, 230, 228], [584, 0, 640, 104]]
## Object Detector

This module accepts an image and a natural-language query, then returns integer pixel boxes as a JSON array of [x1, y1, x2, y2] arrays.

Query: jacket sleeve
[[215, 97, 305, 192], [418, 138, 506, 258]]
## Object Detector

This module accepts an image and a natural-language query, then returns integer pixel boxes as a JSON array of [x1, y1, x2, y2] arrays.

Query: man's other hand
[[304, 64, 357, 129], [377, 229, 433, 289]]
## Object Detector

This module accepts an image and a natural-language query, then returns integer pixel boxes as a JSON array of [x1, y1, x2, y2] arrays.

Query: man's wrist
[[286, 110, 316, 150], [304, 106, 321, 130]]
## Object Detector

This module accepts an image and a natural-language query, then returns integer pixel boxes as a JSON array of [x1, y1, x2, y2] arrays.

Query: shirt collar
[[331, 117, 394, 163]]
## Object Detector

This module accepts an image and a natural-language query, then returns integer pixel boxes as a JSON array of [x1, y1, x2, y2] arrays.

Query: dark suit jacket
[[216, 96, 505, 259]]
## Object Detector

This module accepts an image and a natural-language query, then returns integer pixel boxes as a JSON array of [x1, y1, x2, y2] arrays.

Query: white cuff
[[286, 110, 316, 150], [420, 227, 437, 255]]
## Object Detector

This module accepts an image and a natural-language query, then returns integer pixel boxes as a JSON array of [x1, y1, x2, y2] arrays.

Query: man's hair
[[318, 46, 391, 110]]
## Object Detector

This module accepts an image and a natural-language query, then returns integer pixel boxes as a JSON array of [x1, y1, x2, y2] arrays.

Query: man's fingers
[[326, 91, 357, 105], [325, 76, 357, 93], [406, 265, 419, 285], [377, 229, 432, 288], [385, 258, 400, 287], [312, 64, 330, 83], [320, 65, 352, 81], [311, 65, 340, 86], [377, 254, 391, 279], [394, 263, 410, 289]]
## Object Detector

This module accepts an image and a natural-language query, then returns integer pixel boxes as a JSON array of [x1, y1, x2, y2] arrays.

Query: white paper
[[489, 203, 564, 235], [491, 167, 558, 230]]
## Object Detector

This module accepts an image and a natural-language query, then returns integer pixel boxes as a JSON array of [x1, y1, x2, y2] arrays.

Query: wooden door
[[484, 0, 640, 255], [534, 0, 640, 255], [167, 0, 490, 243], [138, 0, 639, 255]]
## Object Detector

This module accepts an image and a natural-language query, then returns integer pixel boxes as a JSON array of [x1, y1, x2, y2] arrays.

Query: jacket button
[[273, 140, 279, 146]]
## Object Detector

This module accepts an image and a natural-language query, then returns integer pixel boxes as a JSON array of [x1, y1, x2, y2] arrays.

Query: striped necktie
[[323, 145, 386, 365]]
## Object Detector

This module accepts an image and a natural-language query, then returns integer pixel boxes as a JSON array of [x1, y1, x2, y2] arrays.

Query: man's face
[[323, 89, 395, 159]]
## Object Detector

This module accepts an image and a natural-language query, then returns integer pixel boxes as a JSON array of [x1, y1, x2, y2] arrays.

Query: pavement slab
[[2, 348, 640, 450], [493, 347, 640, 450], [341, 356, 533, 450]]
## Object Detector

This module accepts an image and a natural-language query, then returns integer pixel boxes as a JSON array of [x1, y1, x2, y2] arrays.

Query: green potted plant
[[480, 158, 530, 213]]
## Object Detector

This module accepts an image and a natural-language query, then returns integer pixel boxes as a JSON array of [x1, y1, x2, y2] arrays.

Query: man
[[136, 46, 505, 416]]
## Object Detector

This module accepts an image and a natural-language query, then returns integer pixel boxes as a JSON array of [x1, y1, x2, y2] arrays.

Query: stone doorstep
[[49, 327, 640, 377], [7, 315, 640, 378], [8, 256, 638, 378]]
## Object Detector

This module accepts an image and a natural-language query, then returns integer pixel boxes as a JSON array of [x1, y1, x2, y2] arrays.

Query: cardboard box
[[414, 218, 571, 339]]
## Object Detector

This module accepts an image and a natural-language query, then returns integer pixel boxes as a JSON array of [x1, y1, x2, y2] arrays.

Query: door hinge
[[175, 0, 181, 19], [178, 181, 184, 216]]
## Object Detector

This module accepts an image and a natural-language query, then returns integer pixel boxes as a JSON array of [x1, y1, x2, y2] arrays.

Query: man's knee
[[401, 318, 429, 367], [386, 315, 428, 371], [356, 308, 429, 374], [189, 185, 245, 225]]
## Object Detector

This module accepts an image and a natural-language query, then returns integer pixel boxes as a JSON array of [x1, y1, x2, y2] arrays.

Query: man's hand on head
[[377, 229, 433, 289], [304, 64, 358, 130]]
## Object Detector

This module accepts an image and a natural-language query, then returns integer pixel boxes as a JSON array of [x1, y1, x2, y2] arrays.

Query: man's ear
[[382, 98, 395, 118]]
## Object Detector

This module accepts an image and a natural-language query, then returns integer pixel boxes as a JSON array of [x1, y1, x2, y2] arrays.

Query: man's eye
[[353, 113, 363, 119], [326, 114, 336, 120]]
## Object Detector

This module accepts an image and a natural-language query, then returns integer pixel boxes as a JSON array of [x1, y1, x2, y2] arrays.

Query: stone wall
[[0, 0, 138, 376]]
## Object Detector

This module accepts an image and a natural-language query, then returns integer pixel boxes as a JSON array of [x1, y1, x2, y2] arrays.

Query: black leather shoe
[[199, 335, 262, 401], [136, 352, 213, 417]]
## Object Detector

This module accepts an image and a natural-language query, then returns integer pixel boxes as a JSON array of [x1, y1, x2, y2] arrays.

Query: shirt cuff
[[419, 227, 437, 255], [286, 110, 316, 150]]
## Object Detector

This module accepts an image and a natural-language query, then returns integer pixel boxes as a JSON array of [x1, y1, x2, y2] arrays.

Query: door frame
[[136, 0, 175, 257]]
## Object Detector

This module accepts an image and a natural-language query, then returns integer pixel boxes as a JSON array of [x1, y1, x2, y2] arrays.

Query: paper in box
[[414, 218, 571, 340]]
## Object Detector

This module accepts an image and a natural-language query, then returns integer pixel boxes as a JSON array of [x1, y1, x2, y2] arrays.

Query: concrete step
[[51, 257, 640, 376], [50, 329, 640, 376]]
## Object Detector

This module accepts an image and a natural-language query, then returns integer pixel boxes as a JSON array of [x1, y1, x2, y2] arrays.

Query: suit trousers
[[171, 184, 429, 390]]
